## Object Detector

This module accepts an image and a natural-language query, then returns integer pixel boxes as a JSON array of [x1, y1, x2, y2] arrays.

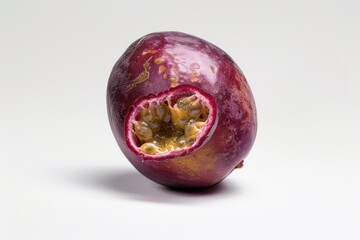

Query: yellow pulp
[[134, 95, 209, 155]]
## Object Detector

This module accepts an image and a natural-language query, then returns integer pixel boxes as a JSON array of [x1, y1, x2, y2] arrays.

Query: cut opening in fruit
[[134, 95, 209, 154], [125, 85, 217, 160]]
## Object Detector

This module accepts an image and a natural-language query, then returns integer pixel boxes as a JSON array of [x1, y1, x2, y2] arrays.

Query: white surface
[[1, 0, 359, 239]]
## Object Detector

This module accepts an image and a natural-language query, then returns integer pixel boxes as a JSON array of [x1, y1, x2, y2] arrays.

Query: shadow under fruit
[[107, 31, 257, 188]]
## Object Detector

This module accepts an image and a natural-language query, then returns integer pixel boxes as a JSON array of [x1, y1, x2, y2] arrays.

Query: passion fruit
[[107, 31, 257, 188]]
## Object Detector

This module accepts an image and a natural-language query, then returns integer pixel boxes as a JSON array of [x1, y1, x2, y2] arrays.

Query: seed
[[163, 114, 171, 123], [188, 119, 196, 124], [177, 98, 187, 109], [153, 134, 165, 142], [140, 143, 160, 154], [135, 122, 153, 142], [177, 136, 186, 147], [189, 95, 197, 101], [189, 98, 201, 108], [149, 121, 160, 132], [177, 119, 188, 129], [189, 108, 201, 117], [172, 130, 183, 141], [155, 105, 165, 118], [141, 109, 153, 122], [139, 127, 152, 140], [152, 140, 160, 146], [176, 96, 195, 111]]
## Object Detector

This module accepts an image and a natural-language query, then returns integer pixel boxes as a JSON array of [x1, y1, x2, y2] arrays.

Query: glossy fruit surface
[[107, 32, 257, 188]]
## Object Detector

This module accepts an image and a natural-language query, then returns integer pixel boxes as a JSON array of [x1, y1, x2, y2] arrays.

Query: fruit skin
[[107, 31, 257, 188]]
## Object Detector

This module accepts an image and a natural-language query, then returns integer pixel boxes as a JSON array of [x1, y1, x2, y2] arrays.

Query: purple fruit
[[107, 32, 257, 188]]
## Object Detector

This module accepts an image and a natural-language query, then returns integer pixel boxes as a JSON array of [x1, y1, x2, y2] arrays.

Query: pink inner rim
[[125, 85, 217, 161]]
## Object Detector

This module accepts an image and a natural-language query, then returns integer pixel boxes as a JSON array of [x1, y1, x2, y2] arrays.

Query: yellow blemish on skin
[[126, 73, 131, 80], [154, 57, 163, 64], [192, 72, 200, 77], [127, 57, 152, 91], [159, 65, 166, 74], [163, 73, 168, 79], [170, 144, 218, 177], [171, 66, 177, 71], [170, 75, 178, 82], [191, 72, 200, 82], [170, 75, 179, 87], [142, 49, 158, 55]]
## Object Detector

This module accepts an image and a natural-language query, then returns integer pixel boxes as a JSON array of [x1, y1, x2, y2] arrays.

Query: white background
[[1, 0, 359, 239]]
